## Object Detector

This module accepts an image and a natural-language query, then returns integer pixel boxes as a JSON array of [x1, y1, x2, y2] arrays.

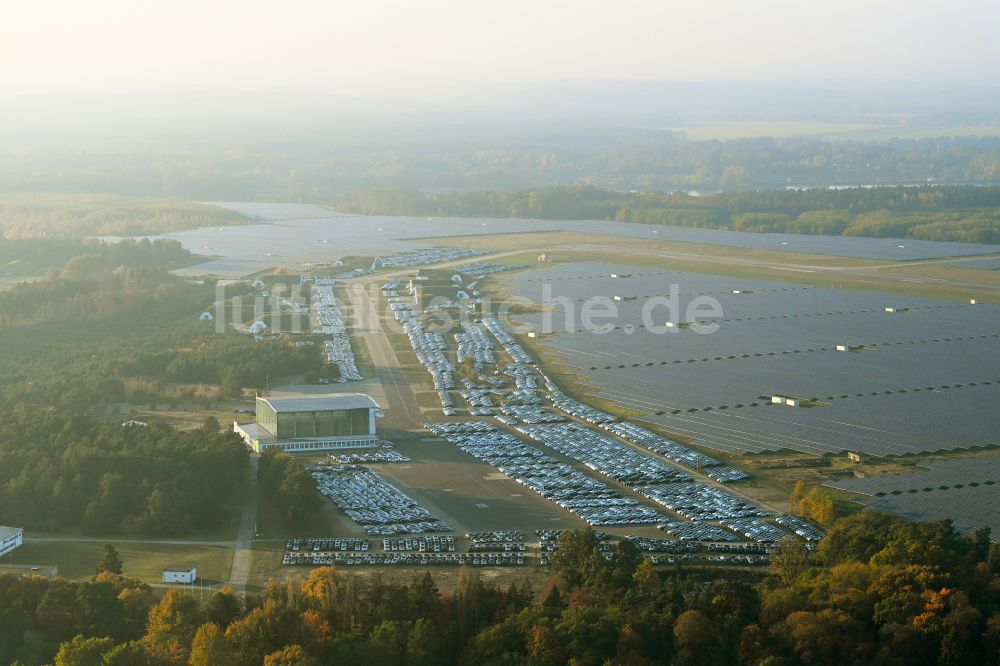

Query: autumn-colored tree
[[770, 536, 812, 584], [772, 608, 868, 665], [612, 624, 656, 666], [789, 480, 805, 513], [263, 644, 316, 666], [102, 641, 155, 666], [528, 624, 566, 665], [225, 600, 305, 666], [800, 486, 836, 527], [188, 623, 228, 666], [117, 584, 155, 636], [632, 559, 658, 590], [142, 590, 206, 663], [54, 635, 114, 666], [672, 609, 719, 666]]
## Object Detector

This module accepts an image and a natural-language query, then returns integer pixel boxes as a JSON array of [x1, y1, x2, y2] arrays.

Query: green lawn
[[4, 541, 233, 584]]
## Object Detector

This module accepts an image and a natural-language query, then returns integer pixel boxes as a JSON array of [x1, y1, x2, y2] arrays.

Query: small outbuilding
[[162, 567, 197, 584]]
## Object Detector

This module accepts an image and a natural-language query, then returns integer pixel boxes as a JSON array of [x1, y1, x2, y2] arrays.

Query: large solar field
[[825, 456, 1000, 535], [505, 262, 1000, 456], [155, 202, 1000, 276]]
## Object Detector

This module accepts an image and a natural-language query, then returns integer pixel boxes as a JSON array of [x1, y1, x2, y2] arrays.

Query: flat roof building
[[0, 526, 23, 558], [234, 393, 383, 454], [163, 566, 197, 584]]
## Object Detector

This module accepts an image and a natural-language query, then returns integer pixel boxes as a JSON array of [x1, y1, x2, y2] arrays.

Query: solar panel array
[[505, 262, 1000, 456]]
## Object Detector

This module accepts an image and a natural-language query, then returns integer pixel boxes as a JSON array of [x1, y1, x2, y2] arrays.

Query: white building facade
[[0, 526, 23, 557], [234, 393, 383, 454], [162, 567, 197, 583]]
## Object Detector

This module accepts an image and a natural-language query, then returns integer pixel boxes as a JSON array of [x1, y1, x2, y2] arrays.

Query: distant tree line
[[5, 136, 1000, 202], [0, 412, 247, 535], [0, 237, 190, 277], [1, 513, 998, 665], [0, 193, 246, 239], [336, 184, 1000, 244]]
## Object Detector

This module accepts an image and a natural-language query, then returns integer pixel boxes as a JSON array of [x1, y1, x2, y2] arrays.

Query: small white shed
[[162, 567, 197, 584]]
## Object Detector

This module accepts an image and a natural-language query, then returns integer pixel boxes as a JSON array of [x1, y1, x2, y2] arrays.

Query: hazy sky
[[3, 0, 997, 99]]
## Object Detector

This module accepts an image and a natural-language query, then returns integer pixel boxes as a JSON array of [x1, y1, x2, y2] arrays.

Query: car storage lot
[[504, 261, 1000, 455], [315, 428, 597, 536]]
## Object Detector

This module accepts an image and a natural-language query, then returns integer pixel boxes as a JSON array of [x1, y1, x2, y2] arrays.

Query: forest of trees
[[336, 184, 1000, 244], [0, 241, 324, 540], [0, 193, 246, 239], [257, 449, 323, 531], [6, 135, 1000, 200], [0, 238, 191, 277], [0, 515, 997, 665], [0, 244, 321, 408], [0, 412, 247, 535]]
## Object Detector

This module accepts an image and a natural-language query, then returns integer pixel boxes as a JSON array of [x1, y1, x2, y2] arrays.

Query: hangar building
[[234, 393, 383, 453]]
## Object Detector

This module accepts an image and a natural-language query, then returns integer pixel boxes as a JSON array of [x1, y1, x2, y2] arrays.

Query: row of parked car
[[312, 284, 363, 381], [498, 404, 565, 424], [503, 363, 538, 391], [625, 535, 702, 554], [657, 520, 742, 542], [468, 542, 527, 553], [390, 301, 456, 411], [708, 542, 772, 554], [309, 466, 452, 536], [516, 422, 691, 487], [544, 388, 618, 426], [482, 316, 534, 364], [459, 388, 494, 408], [598, 421, 721, 470], [283, 552, 527, 567], [467, 530, 527, 542], [430, 423, 664, 526], [704, 466, 751, 483], [536, 529, 612, 543], [639, 482, 767, 522], [286, 538, 369, 552], [383, 536, 455, 552], [455, 321, 495, 371], [426, 421, 495, 435], [328, 448, 411, 464], [719, 517, 790, 543], [380, 247, 493, 269], [409, 320, 453, 378], [774, 514, 826, 541], [455, 261, 528, 277]]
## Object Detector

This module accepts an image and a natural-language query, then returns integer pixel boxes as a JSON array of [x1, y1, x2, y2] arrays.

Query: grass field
[[427, 231, 1000, 303], [4, 541, 234, 583]]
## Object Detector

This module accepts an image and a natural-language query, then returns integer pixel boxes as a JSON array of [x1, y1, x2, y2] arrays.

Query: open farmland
[[503, 261, 1000, 456]]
